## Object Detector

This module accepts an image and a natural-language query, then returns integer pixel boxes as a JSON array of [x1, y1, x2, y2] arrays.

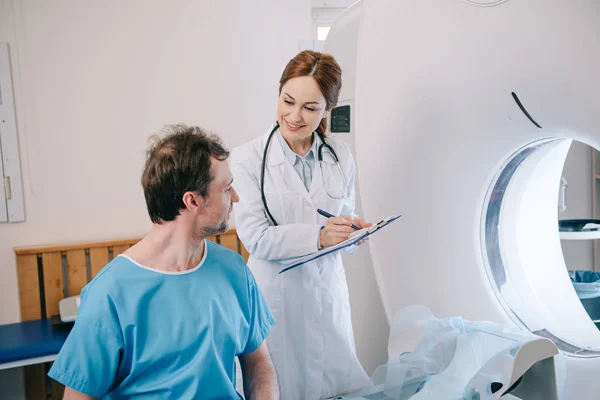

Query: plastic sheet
[[337, 305, 566, 400]]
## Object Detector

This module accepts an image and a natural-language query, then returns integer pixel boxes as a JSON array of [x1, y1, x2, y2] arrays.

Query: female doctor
[[230, 50, 372, 400]]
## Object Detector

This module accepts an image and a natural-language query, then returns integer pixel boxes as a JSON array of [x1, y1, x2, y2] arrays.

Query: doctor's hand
[[320, 217, 356, 248], [343, 216, 372, 229], [344, 216, 373, 247]]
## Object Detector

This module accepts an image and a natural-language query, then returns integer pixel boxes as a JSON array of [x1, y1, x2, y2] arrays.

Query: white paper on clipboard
[[279, 214, 401, 274]]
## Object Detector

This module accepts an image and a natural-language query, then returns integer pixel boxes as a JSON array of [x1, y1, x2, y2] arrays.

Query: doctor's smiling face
[[277, 50, 342, 148], [277, 76, 328, 144]]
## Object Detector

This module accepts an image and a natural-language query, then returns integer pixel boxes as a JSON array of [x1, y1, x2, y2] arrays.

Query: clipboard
[[279, 214, 401, 274]]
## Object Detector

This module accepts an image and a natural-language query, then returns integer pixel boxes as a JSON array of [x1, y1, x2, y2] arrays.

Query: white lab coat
[[231, 125, 371, 400]]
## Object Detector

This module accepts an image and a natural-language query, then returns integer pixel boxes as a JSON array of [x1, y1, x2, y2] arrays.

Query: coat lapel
[[310, 139, 336, 198], [309, 154, 324, 197]]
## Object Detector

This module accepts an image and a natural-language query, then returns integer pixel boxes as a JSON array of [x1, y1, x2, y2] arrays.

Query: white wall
[[0, 0, 311, 395], [312, 7, 346, 40], [560, 141, 594, 270], [0, 1, 391, 397]]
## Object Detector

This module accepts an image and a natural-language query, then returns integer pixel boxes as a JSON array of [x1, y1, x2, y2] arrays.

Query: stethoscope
[[260, 122, 349, 226]]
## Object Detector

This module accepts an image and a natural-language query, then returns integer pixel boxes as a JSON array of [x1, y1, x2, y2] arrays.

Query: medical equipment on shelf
[[559, 220, 600, 232], [261, 123, 349, 226]]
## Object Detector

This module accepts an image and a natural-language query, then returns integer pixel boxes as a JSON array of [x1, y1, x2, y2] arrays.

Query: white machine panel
[[325, 0, 600, 398]]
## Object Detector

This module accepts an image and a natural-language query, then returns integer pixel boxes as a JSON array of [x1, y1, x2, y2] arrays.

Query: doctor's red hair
[[278, 50, 342, 138]]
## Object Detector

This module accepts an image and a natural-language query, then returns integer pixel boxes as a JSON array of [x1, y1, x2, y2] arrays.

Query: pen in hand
[[317, 209, 361, 230]]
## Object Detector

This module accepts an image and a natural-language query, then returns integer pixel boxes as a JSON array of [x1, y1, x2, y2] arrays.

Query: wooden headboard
[[14, 228, 249, 322], [13, 228, 248, 400]]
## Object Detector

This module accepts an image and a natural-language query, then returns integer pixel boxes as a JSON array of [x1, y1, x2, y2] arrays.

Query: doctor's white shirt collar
[[276, 130, 320, 164]]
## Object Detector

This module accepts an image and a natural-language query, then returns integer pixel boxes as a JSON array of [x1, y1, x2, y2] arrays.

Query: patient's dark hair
[[142, 124, 229, 224]]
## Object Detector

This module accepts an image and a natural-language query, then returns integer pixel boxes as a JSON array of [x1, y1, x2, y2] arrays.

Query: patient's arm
[[239, 341, 279, 399], [63, 387, 98, 400]]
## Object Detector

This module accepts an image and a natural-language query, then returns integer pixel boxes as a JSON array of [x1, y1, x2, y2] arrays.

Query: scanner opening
[[482, 137, 600, 357]]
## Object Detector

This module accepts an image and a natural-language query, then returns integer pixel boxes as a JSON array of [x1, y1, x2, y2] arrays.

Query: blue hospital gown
[[48, 240, 275, 399]]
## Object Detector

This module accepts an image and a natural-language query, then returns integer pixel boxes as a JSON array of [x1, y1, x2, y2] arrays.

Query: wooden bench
[[13, 228, 248, 399]]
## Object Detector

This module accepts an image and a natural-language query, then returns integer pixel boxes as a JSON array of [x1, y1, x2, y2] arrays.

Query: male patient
[[48, 125, 279, 399]]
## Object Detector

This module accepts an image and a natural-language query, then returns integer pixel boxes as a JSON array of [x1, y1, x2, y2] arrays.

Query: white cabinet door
[[0, 42, 25, 222]]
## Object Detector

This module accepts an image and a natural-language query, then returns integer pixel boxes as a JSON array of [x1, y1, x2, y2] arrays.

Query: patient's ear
[[182, 191, 205, 212]]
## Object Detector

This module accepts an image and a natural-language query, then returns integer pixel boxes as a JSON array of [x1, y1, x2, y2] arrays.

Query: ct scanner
[[323, 0, 600, 398]]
